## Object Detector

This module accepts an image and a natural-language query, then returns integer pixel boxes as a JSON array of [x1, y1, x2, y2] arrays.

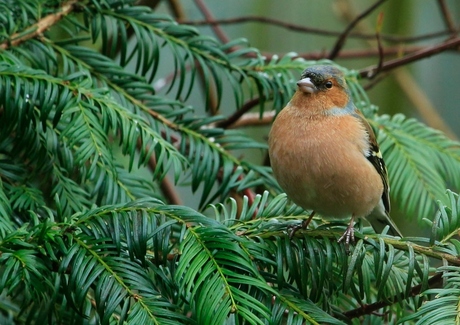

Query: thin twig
[[336, 1, 457, 138], [180, 16, 455, 44], [195, 58, 219, 115], [158, 176, 183, 205], [372, 12, 385, 79], [154, 45, 425, 93], [193, 0, 230, 44], [227, 111, 276, 129], [359, 36, 460, 78], [263, 44, 426, 61], [373, 34, 384, 77], [261, 42, 457, 61], [138, 139, 183, 205], [193, 0, 229, 115], [363, 72, 389, 90], [154, 43, 451, 95], [167, 0, 186, 20], [0, 0, 78, 50], [343, 273, 443, 319], [436, 0, 457, 35], [215, 98, 262, 129], [328, 0, 388, 59]]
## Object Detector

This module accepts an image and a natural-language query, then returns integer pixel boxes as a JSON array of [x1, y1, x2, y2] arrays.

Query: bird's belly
[[270, 140, 383, 219]]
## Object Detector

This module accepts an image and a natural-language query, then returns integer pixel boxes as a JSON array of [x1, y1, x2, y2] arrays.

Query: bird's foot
[[288, 212, 315, 239], [288, 223, 302, 239], [338, 219, 356, 253], [337, 226, 355, 245]]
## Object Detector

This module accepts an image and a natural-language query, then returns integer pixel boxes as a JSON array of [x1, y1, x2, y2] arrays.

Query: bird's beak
[[297, 77, 316, 94]]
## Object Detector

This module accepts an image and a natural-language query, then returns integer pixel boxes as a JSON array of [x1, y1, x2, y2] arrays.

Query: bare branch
[[275, 45, 424, 61], [334, 1, 457, 139], [148, 152, 182, 205], [359, 36, 460, 78], [343, 273, 443, 319], [372, 12, 385, 78], [136, 134, 182, 205], [215, 98, 262, 129], [158, 174, 183, 205], [167, 0, 186, 20], [328, 0, 388, 59], [437, 0, 457, 35], [193, 0, 230, 44], [227, 111, 276, 129], [192, 0, 227, 115], [363, 72, 389, 90], [180, 16, 455, 43]]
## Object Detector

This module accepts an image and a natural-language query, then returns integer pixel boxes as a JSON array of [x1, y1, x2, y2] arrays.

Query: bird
[[268, 65, 402, 243]]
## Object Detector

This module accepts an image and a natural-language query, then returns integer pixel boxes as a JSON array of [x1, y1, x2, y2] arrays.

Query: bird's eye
[[325, 81, 333, 89]]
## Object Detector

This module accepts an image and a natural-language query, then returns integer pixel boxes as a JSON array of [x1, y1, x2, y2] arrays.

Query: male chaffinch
[[268, 65, 402, 243]]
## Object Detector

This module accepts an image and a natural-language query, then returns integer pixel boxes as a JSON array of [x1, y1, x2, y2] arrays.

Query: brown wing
[[353, 110, 391, 214]]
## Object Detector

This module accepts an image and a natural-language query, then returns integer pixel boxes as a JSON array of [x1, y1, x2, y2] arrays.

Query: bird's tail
[[367, 210, 402, 238]]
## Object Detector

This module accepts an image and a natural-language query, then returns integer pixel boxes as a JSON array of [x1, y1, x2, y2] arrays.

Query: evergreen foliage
[[1, 0, 460, 324]]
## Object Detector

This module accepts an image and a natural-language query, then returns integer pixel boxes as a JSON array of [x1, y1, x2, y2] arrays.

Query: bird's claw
[[289, 212, 315, 239], [337, 227, 355, 244], [338, 223, 355, 254], [288, 223, 303, 239], [288, 213, 315, 239]]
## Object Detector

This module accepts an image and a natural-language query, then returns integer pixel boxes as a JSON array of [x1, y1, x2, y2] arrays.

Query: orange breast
[[268, 104, 383, 218]]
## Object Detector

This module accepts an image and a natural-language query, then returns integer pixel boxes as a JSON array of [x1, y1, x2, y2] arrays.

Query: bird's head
[[293, 65, 353, 113]]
